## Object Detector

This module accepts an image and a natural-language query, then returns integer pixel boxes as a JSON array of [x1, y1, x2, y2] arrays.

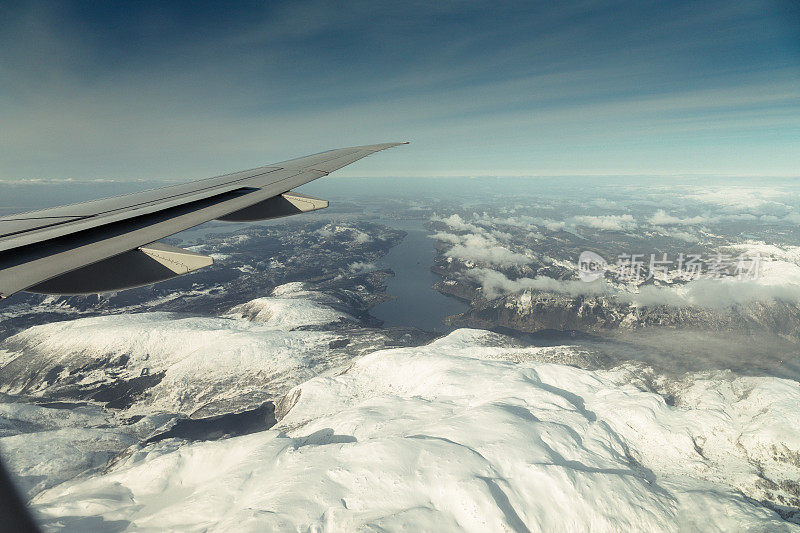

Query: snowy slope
[[0, 313, 342, 416], [0, 402, 177, 498], [0, 285, 373, 417], [225, 282, 351, 329], [30, 329, 800, 532]]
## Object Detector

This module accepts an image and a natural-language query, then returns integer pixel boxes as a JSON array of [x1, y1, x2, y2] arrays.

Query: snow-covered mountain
[[7, 324, 798, 530], [0, 284, 398, 418]]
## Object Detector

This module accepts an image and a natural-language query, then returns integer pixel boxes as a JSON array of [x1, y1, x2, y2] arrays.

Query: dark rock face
[[328, 338, 350, 349], [145, 402, 277, 444], [86, 372, 167, 410]]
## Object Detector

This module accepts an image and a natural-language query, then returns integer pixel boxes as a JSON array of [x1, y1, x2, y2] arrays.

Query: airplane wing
[[0, 142, 408, 298]]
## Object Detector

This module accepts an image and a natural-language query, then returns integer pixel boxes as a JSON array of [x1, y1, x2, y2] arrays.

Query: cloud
[[430, 216, 535, 267], [465, 268, 610, 299], [448, 245, 531, 267], [684, 187, 790, 212], [648, 209, 712, 226], [618, 278, 800, 309], [725, 242, 800, 264], [784, 212, 800, 224], [474, 213, 563, 233], [591, 198, 619, 209], [647, 208, 800, 227], [477, 212, 637, 233], [431, 214, 536, 267], [431, 214, 483, 233], [465, 264, 800, 309], [347, 261, 376, 273], [316, 225, 371, 243], [353, 230, 372, 244], [570, 214, 636, 231], [429, 232, 463, 245], [654, 228, 697, 242]]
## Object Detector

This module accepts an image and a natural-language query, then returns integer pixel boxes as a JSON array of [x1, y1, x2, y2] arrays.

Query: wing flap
[[25, 242, 213, 295], [217, 192, 328, 222]]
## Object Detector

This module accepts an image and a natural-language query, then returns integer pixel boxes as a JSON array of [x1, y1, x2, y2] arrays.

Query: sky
[[0, 0, 798, 181]]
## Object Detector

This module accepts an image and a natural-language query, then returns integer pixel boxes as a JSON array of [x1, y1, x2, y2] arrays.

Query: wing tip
[[381, 141, 410, 147], [382, 141, 410, 149], [366, 141, 410, 153]]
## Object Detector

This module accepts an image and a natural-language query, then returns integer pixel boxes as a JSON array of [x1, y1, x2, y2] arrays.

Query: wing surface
[[0, 142, 407, 297]]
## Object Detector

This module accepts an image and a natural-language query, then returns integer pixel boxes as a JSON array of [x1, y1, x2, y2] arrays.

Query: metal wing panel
[[0, 167, 286, 244], [1, 143, 403, 223], [0, 170, 326, 297], [1, 166, 283, 220], [279, 143, 407, 174], [0, 142, 406, 297], [0, 217, 85, 238], [0, 168, 293, 250], [0, 142, 406, 249]]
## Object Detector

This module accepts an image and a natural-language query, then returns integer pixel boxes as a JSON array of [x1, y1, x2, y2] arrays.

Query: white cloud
[[618, 278, 800, 309], [648, 209, 713, 226], [475, 213, 563, 233], [684, 187, 789, 212], [353, 230, 372, 244], [570, 214, 636, 231], [429, 231, 463, 245], [348, 261, 376, 273], [430, 226, 533, 267], [465, 263, 800, 309], [591, 198, 618, 209], [465, 268, 610, 299], [431, 213, 482, 233], [646, 209, 799, 228], [448, 244, 532, 267], [654, 228, 697, 242], [784, 212, 800, 224], [476, 212, 637, 233], [315, 225, 371, 244]]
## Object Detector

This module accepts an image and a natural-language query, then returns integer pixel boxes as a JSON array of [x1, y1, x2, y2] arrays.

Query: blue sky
[[0, 0, 798, 181]]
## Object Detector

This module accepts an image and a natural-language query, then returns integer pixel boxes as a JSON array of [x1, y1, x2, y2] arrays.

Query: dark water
[[370, 219, 468, 333], [175, 216, 469, 333]]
